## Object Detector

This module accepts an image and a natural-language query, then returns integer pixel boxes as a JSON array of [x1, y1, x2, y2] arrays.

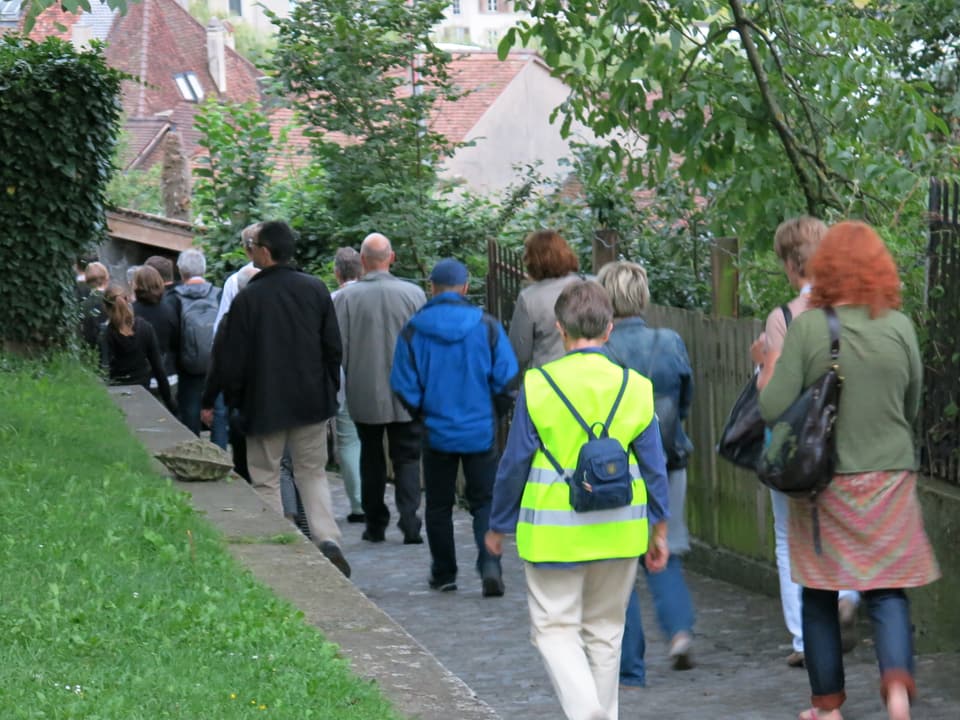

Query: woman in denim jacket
[[598, 260, 696, 683]]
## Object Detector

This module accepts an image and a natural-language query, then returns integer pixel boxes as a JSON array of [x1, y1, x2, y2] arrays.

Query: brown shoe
[[786, 651, 805, 668]]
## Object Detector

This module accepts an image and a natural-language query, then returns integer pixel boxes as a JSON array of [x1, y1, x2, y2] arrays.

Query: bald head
[[360, 233, 394, 272]]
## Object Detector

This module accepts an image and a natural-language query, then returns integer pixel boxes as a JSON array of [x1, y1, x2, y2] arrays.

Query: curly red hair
[[808, 221, 901, 317]]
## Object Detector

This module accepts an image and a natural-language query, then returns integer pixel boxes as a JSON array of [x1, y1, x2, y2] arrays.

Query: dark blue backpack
[[537, 367, 633, 513]]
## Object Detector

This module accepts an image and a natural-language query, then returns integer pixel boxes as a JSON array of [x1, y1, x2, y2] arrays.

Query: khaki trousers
[[524, 557, 638, 720], [246, 421, 341, 545]]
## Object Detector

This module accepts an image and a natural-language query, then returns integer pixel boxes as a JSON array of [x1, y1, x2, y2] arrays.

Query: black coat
[[134, 299, 179, 376], [220, 264, 342, 436]]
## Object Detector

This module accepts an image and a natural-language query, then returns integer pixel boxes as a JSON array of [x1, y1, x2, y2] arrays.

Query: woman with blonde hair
[[508, 230, 582, 370], [99, 284, 174, 412], [759, 221, 939, 720], [598, 260, 697, 681]]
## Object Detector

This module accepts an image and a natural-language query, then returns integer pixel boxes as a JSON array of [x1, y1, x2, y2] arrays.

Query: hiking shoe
[[319, 541, 351, 578], [361, 528, 385, 543], [481, 563, 505, 598], [668, 632, 694, 670], [786, 651, 805, 668], [428, 577, 457, 592], [403, 535, 424, 545]]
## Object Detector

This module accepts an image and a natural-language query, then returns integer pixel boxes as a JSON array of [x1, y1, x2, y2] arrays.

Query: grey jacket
[[334, 270, 426, 424], [508, 273, 583, 371]]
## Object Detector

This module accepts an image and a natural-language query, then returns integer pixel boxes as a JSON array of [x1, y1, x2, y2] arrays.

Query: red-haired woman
[[508, 230, 582, 370], [758, 221, 939, 720], [99, 284, 174, 412]]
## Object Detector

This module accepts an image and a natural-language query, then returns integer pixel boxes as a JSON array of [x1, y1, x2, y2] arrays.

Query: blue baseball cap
[[430, 258, 468, 286]]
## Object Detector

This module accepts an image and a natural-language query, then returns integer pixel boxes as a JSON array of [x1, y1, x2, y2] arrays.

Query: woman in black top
[[99, 284, 174, 411], [132, 265, 179, 377]]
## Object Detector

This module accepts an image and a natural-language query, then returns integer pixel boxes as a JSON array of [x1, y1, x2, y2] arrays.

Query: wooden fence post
[[592, 229, 619, 274], [711, 236, 739, 318]]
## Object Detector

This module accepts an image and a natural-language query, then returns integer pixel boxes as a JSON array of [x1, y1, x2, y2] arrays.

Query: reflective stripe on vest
[[517, 351, 655, 563]]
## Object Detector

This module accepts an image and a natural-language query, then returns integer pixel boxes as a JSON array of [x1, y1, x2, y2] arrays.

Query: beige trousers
[[246, 421, 341, 545], [524, 558, 638, 720]]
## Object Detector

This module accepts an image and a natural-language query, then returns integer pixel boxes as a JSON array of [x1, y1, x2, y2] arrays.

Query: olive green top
[[758, 305, 922, 473]]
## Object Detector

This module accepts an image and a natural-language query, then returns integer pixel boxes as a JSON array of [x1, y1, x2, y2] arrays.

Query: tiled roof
[[26, 4, 80, 40], [430, 51, 534, 143], [105, 0, 261, 118], [266, 50, 537, 167]]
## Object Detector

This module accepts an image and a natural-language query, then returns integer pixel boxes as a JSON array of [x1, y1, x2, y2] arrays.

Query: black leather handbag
[[756, 307, 842, 499], [717, 371, 764, 470]]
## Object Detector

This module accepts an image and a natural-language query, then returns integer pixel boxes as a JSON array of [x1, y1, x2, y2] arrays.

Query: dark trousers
[[228, 410, 250, 482], [802, 587, 915, 710], [355, 421, 422, 539], [177, 372, 205, 436], [422, 445, 499, 583]]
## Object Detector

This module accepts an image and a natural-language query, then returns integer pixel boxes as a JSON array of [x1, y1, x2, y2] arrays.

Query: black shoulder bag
[[717, 304, 793, 470], [757, 307, 843, 553]]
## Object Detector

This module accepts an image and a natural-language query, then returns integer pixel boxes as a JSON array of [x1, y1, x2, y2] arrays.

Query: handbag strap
[[824, 307, 840, 361]]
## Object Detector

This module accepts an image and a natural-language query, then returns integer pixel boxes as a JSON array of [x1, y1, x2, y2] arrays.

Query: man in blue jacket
[[391, 259, 519, 597]]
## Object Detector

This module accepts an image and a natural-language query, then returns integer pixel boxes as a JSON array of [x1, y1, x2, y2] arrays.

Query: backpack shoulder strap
[[603, 368, 630, 431], [537, 367, 595, 439]]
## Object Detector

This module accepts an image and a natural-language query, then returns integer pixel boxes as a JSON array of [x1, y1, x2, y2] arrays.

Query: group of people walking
[[77, 215, 937, 720]]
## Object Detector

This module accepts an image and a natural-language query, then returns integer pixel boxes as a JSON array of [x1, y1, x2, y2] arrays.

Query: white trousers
[[524, 558, 638, 720], [770, 489, 859, 653], [246, 421, 341, 546]]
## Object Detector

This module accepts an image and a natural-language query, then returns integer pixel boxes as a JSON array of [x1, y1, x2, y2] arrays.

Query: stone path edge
[[108, 385, 498, 720]]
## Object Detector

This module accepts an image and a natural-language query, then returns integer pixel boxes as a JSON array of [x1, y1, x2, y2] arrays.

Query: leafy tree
[[268, 0, 463, 269], [192, 99, 274, 282], [500, 0, 954, 245], [0, 35, 122, 350], [21, 0, 133, 33]]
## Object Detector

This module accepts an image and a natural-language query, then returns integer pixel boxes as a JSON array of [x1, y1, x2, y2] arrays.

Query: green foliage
[[269, 0, 462, 241], [193, 99, 274, 282], [499, 147, 714, 310], [21, 0, 132, 33], [501, 0, 955, 242], [106, 164, 164, 215], [0, 36, 122, 349], [0, 356, 401, 718]]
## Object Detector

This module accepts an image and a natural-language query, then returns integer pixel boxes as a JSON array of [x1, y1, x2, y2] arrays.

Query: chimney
[[206, 19, 227, 94]]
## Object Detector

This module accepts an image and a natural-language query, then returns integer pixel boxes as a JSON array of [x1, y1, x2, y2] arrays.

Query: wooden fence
[[646, 305, 773, 561], [924, 179, 960, 486]]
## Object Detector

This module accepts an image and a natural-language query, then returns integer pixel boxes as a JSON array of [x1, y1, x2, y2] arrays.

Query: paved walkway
[[330, 475, 960, 720]]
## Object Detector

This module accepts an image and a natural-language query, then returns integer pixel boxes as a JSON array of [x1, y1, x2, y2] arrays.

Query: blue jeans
[[421, 445, 499, 583], [803, 587, 914, 710], [335, 405, 363, 514], [619, 555, 696, 685], [211, 393, 229, 450]]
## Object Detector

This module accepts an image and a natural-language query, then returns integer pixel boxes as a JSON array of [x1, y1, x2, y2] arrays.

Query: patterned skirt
[[788, 470, 940, 590]]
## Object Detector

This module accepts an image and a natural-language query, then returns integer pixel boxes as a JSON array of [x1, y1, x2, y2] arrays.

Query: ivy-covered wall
[[0, 36, 123, 349]]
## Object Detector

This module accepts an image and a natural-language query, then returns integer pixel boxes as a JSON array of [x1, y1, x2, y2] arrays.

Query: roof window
[[174, 72, 205, 103]]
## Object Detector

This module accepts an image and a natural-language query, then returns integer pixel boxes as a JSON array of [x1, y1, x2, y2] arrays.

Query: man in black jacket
[[215, 221, 350, 577]]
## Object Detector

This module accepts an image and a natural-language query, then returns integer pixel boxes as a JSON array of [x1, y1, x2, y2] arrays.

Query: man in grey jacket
[[334, 233, 427, 544]]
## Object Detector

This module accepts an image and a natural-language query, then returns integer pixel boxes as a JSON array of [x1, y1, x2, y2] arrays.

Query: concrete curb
[[108, 385, 498, 720]]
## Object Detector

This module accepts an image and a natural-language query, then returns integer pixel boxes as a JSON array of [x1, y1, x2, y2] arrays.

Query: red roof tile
[[431, 51, 534, 143], [105, 0, 261, 117]]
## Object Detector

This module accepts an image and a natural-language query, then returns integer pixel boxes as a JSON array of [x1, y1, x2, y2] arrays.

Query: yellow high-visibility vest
[[517, 351, 654, 563]]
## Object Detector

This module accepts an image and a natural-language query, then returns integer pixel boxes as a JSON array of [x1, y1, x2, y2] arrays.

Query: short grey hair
[[241, 222, 264, 251], [334, 247, 362, 282], [177, 248, 206, 280], [554, 280, 613, 340], [597, 261, 650, 318]]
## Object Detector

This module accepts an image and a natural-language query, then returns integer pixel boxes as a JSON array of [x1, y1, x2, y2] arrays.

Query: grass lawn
[[0, 356, 401, 719]]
